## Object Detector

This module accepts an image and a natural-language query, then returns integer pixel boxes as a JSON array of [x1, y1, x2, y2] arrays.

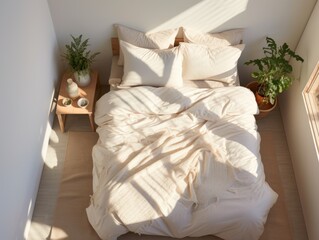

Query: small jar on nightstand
[[66, 78, 79, 99]]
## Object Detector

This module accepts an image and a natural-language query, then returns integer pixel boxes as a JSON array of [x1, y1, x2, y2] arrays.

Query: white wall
[[47, 0, 316, 86], [0, 0, 60, 239], [280, 2, 319, 239]]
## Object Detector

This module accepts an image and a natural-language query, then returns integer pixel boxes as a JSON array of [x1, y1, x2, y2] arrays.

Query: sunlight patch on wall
[[150, 0, 249, 33]]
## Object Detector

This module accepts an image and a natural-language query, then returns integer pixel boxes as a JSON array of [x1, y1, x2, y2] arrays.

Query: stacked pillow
[[180, 43, 245, 84], [181, 28, 245, 85], [115, 24, 245, 88], [115, 24, 181, 87], [115, 24, 178, 66], [120, 40, 183, 88], [183, 28, 244, 47]]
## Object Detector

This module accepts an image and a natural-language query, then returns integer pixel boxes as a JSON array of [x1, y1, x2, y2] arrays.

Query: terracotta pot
[[254, 91, 276, 110], [246, 81, 277, 119]]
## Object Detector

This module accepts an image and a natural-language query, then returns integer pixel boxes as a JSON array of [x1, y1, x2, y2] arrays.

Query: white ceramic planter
[[74, 69, 91, 87]]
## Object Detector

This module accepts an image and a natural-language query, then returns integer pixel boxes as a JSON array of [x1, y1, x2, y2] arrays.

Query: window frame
[[303, 61, 319, 154]]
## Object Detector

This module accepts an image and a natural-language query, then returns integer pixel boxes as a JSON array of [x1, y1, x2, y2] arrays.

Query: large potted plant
[[245, 37, 304, 115], [63, 35, 100, 87]]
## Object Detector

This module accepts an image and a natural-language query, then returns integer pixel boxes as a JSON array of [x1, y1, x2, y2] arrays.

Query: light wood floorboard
[[28, 97, 308, 240]]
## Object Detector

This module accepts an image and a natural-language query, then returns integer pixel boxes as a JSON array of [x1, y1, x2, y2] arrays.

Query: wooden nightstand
[[56, 70, 99, 132]]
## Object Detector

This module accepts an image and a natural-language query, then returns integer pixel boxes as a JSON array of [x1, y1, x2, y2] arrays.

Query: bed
[[86, 25, 278, 240]]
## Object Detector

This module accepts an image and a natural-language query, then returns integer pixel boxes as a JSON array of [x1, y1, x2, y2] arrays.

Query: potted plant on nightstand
[[63, 35, 100, 87], [245, 37, 304, 117]]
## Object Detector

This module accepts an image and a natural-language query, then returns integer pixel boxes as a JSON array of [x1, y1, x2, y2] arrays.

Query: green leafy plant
[[245, 37, 304, 105], [63, 35, 100, 72]]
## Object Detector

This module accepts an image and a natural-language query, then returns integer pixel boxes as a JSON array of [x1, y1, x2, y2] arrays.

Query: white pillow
[[115, 24, 179, 66], [180, 42, 245, 84], [183, 28, 244, 48], [120, 40, 183, 88]]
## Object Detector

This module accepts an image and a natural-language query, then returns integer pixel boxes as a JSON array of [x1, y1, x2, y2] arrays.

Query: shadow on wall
[[47, 0, 250, 84]]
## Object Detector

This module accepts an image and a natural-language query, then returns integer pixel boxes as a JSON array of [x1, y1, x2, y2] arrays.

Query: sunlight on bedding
[[87, 86, 277, 240], [151, 0, 249, 33]]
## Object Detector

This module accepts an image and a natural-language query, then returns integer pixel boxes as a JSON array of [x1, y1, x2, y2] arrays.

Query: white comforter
[[86, 86, 278, 240]]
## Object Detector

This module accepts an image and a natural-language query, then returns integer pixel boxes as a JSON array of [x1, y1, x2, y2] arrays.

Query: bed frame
[[111, 37, 184, 56]]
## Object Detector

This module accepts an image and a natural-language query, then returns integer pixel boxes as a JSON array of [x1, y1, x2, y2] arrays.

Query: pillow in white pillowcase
[[180, 42, 245, 84], [115, 24, 178, 66], [183, 28, 244, 48], [120, 40, 183, 88]]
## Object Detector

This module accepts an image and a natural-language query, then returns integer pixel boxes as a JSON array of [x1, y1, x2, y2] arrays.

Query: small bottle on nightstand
[[66, 78, 79, 99]]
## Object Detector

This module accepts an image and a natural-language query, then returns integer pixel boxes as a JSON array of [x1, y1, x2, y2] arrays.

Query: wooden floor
[[27, 96, 308, 240]]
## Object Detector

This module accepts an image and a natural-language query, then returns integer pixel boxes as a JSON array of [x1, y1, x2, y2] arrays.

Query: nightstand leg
[[57, 114, 65, 133], [88, 113, 95, 131]]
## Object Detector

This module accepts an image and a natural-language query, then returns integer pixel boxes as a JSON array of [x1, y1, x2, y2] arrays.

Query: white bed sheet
[[86, 86, 277, 240]]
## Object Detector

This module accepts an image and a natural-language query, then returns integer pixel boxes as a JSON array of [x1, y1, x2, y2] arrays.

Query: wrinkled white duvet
[[86, 86, 278, 240]]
